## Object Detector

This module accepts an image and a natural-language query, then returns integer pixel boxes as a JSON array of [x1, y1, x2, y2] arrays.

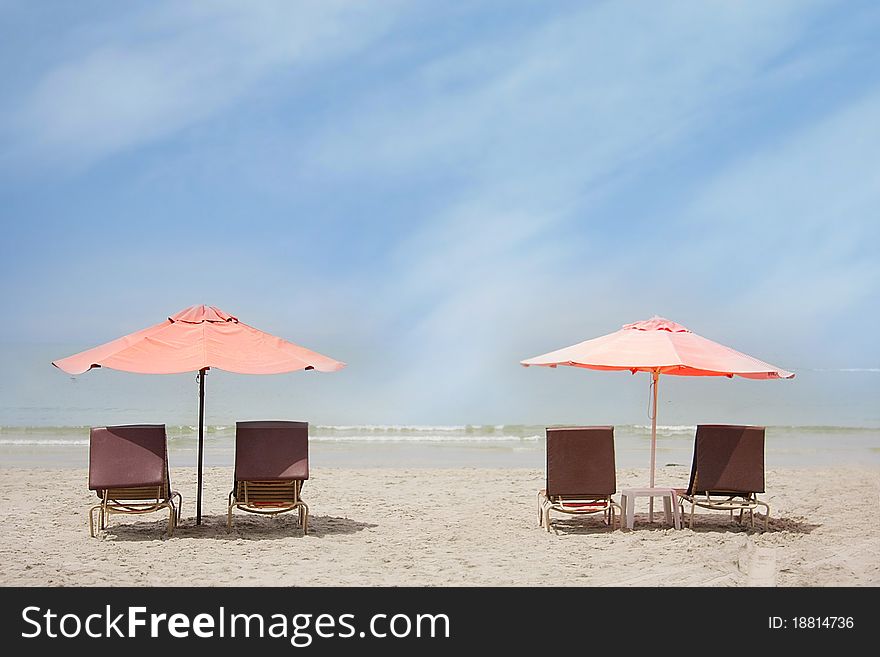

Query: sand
[[0, 465, 877, 587]]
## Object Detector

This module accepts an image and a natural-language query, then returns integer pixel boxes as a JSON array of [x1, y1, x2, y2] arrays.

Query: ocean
[[1, 423, 877, 469]]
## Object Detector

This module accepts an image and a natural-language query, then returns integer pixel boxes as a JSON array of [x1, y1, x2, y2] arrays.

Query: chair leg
[[610, 501, 621, 530], [167, 505, 175, 537], [300, 502, 309, 536], [173, 492, 183, 525], [88, 504, 102, 538]]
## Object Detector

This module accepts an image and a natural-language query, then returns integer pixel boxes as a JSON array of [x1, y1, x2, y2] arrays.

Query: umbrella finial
[[170, 305, 238, 324], [623, 317, 691, 333]]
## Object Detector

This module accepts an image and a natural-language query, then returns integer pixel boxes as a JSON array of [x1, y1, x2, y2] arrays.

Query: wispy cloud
[[3, 1, 403, 171], [307, 1, 823, 180]]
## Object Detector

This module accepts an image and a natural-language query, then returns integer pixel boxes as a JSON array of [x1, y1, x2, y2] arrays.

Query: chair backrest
[[234, 421, 309, 482], [686, 424, 765, 495], [546, 426, 616, 498], [89, 424, 168, 493]]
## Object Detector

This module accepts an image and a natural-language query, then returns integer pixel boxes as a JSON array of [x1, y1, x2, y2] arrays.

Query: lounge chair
[[676, 424, 770, 530], [227, 420, 310, 535], [537, 426, 620, 531], [88, 424, 182, 537]]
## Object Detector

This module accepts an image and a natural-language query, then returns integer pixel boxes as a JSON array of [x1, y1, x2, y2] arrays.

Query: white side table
[[620, 487, 682, 530]]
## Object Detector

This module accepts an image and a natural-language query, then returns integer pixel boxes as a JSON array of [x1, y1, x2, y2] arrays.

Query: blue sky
[[1, 1, 878, 425]]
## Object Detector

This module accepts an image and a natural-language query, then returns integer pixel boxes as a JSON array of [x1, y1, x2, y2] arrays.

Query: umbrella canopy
[[53, 304, 345, 524], [53, 305, 344, 375], [521, 316, 793, 496]]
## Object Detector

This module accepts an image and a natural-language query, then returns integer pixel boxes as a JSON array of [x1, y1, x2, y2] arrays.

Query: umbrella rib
[[665, 338, 687, 373]]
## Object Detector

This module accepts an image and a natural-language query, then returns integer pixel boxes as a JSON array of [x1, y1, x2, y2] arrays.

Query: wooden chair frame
[[537, 490, 620, 532], [227, 479, 309, 535], [676, 491, 770, 530], [88, 485, 182, 538]]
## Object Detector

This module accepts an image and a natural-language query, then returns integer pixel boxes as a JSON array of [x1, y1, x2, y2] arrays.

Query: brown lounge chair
[[537, 426, 620, 531], [227, 420, 310, 535], [88, 424, 182, 537], [676, 424, 770, 530]]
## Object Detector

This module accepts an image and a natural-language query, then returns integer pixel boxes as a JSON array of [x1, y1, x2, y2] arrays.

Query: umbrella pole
[[649, 369, 659, 522], [196, 367, 206, 526]]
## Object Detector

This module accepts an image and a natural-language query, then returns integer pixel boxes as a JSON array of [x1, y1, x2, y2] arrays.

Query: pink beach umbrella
[[53, 305, 345, 525], [521, 316, 793, 491]]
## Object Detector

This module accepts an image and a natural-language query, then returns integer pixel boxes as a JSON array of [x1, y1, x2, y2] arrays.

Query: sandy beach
[[1, 464, 877, 587]]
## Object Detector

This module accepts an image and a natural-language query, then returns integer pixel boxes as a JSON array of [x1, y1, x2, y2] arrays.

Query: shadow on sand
[[613, 512, 820, 535], [544, 513, 820, 535], [97, 514, 377, 542], [543, 518, 619, 535]]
